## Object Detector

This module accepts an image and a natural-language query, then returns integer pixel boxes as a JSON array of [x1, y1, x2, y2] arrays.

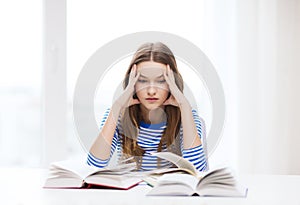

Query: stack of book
[[44, 152, 248, 197]]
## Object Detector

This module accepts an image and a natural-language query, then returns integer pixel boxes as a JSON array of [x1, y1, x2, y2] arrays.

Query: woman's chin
[[143, 104, 165, 111]]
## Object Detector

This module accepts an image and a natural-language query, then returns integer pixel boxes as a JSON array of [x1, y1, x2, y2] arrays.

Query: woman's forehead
[[138, 67, 165, 79], [137, 61, 166, 78]]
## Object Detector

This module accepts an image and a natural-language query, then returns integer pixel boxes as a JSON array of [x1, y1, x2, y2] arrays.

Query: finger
[[167, 65, 175, 81], [133, 64, 137, 77], [164, 66, 175, 89], [167, 65, 173, 81], [163, 68, 171, 84], [129, 64, 136, 79], [131, 72, 140, 88], [168, 65, 172, 75], [134, 71, 140, 81], [167, 64, 170, 76]]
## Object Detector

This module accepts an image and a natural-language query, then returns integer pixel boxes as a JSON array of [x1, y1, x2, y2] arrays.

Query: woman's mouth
[[146, 98, 159, 103]]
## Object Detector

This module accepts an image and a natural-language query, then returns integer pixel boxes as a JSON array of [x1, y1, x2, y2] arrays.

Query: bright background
[[0, 0, 299, 175]]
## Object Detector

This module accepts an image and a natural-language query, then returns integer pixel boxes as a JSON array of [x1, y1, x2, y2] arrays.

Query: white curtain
[[202, 0, 300, 174], [235, 0, 300, 174]]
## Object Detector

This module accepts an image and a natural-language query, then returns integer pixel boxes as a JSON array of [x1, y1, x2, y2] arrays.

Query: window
[[0, 1, 42, 167]]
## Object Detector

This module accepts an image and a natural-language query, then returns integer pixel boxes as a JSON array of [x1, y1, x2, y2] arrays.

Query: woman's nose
[[147, 84, 157, 95]]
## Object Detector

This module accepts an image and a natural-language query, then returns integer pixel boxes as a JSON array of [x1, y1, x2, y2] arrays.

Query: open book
[[43, 157, 142, 190], [146, 152, 248, 197]]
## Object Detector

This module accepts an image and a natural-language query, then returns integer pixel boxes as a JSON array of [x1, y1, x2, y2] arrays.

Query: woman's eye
[[158, 80, 166, 83], [138, 79, 147, 83]]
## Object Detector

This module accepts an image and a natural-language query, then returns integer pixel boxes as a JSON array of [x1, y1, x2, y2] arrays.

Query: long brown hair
[[120, 42, 184, 167]]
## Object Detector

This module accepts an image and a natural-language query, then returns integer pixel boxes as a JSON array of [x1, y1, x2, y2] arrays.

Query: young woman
[[87, 42, 208, 171]]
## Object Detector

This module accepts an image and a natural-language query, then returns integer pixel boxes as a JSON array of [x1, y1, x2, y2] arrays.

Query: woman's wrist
[[178, 98, 191, 110], [112, 100, 123, 115]]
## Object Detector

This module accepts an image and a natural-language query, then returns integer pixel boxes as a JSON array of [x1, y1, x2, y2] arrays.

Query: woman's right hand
[[114, 64, 140, 109]]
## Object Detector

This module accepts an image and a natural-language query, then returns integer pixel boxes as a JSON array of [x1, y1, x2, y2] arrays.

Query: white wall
[[67, 0, 239, 171]]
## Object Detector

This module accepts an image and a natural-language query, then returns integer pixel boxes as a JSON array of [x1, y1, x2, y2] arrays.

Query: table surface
[[1, 167, 300, 205]]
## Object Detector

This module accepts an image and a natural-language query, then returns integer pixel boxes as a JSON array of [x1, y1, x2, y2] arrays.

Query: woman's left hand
[[163, 65, 189, 108]]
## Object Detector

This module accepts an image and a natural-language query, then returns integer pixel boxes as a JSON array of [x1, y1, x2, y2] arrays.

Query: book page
[[151, 152, 197, 176], [146, 173, 197, 196], [50, 159, 102, 179], [158, 173, 198, 189], [49, 157, 137, 180], [196, 167, 248, 197], [198, 167, 235, 186]]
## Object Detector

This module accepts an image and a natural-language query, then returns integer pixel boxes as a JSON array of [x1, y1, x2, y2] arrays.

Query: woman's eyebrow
[[139, 74, 164, 79], [139, 74, 147, 78]]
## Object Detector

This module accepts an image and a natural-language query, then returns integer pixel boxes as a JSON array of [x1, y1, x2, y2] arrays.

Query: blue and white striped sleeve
[[86, 108, 120, 168], [181, 109, 208, 172]]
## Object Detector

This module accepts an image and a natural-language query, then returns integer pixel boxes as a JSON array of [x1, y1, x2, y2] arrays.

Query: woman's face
[[135, 61, 170, 110]]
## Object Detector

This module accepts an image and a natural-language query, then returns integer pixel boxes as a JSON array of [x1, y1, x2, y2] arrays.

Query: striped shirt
[[87, 108, 208, 171]]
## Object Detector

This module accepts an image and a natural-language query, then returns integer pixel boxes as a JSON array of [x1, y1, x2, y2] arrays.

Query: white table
[[1, 168, 300, 205]]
